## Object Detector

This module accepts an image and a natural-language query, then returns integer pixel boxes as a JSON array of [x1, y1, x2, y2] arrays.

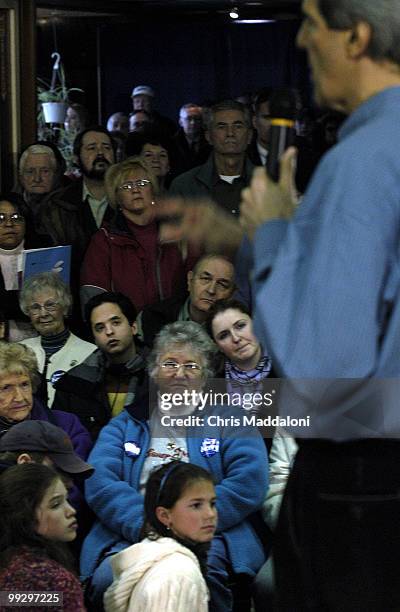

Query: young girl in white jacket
[[103, 461, 217, 612]]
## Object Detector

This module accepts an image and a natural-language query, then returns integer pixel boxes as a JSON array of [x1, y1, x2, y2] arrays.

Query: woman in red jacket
[[80, 157, 198, 313]]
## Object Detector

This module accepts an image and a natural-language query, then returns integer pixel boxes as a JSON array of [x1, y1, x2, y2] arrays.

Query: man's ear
[[347, 22, 372, 58], [155, 506, 171, 528], [187, 270, 194, 292], [17, 453, 34, 465], [73, 154, 80, 167], [131, 321, 138, 336]]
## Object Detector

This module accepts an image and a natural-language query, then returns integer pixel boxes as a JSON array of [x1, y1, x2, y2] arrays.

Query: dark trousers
[[274, 439, 400, 612]]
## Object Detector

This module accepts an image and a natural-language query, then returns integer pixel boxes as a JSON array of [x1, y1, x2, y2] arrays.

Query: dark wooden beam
[[19, 0, 37, 148]]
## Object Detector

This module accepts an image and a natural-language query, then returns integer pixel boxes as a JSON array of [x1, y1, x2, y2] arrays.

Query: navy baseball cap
[[0, 421, 94, 477]]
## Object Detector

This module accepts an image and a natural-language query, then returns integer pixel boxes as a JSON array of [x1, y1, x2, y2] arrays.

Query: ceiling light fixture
[[229, 7, 239, 19], [233, 19, 276, 24]]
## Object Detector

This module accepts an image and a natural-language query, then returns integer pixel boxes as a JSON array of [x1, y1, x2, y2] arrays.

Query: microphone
[[266, 89, 298, 182]]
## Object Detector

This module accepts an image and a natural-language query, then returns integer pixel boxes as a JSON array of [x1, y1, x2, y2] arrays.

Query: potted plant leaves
[[37, 52, 83, 124]]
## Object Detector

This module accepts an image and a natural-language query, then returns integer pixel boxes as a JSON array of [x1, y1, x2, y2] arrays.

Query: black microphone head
[[269, 88, 300, 120]]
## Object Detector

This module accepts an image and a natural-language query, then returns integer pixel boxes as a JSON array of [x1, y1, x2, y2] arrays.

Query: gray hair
[[0, 341, 40, 392], [148, 321, 217, 380], [318, 0, 400, 65], [19, 272, 72, 317], [179, 103, 202, 118], [204, 100, 252, 131], [19, 145, 57, 175], [191, 253, 234, 279]]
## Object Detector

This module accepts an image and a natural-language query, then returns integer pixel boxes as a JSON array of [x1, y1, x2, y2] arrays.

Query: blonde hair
[[105, 156, 159, 209], [0, 342, 40, 392]]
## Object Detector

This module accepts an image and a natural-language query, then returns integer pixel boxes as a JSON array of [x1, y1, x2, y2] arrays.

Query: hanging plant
[[37, 52, 85, 172], [37, 53, 83, 123]]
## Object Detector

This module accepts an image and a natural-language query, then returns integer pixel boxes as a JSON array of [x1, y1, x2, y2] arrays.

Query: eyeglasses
[[0, 213, 25, 225], [118, 179, 151, 191], [160, 361, 202, 374], [195, 274, 232, 291], [28, 300, 60, 315]]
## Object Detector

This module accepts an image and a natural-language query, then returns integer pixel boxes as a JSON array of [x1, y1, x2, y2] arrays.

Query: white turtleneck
[[0, 241, 24, 290]]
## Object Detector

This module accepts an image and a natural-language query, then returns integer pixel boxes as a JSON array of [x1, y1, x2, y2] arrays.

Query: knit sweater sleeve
[[0, 552, 86, 612], [129, 573, 208, 612]]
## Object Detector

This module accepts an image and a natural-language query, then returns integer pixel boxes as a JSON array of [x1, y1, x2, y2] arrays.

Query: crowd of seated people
[[0, 83, 344, 611]]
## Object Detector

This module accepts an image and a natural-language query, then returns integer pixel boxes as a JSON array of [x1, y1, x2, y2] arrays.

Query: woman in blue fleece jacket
[[81, 321, 269, 612]]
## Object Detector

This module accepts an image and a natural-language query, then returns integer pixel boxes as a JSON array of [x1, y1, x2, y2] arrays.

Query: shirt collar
[[339, 86, 400, 141], [83, 181, 107, 204]]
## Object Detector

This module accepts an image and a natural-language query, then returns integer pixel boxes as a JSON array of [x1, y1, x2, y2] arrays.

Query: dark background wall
[[37, 16, 311, 126], [101, 19, 309, 121]]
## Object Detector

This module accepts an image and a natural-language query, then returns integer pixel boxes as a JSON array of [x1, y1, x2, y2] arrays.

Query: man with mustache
[[38, 126, 116, 262], [37, 127, 116, 331], [170, 100, 254, 216]]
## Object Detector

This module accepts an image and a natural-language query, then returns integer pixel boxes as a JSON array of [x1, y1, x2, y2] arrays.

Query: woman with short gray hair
[[81, 320, 269, 612], [19, 272, 96, 406], [19, 271, 72, 318], [147, 320, 216, 381]]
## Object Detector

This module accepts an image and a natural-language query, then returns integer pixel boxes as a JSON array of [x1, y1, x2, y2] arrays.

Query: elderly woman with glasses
[[19, 272, 96, 407], [80, 321, 268, 612], [0, 192, 52, 341], [80, 157, 199, 314]]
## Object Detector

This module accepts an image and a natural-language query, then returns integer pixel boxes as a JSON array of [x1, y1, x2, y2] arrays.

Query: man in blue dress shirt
[[159, 0, 400, 608]]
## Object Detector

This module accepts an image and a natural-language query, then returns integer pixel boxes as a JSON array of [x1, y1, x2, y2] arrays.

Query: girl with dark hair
[[104, 461, 216, 612], [0, 463, 86, 610]]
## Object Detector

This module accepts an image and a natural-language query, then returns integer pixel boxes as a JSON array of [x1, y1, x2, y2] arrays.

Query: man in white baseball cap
[[131, 84, 176, 136]]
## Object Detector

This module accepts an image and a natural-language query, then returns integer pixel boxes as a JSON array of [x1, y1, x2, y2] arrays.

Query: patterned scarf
[[225, 354, 272, 401]]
